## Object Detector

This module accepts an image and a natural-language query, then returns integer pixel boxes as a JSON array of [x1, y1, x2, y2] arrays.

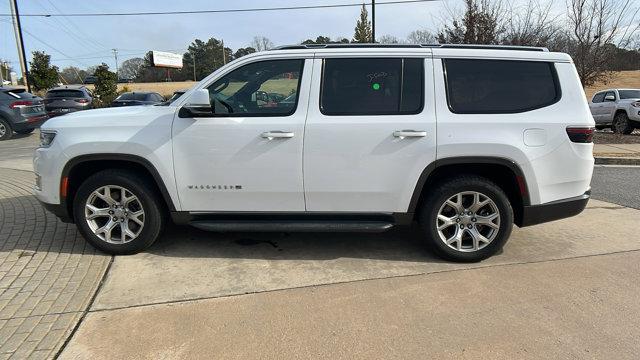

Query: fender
[[407, 156, 530, 213], [61, 153, 177, 212]]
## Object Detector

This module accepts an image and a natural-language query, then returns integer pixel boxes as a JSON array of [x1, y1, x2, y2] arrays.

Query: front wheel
[[73, 169, 165, 254], [419, 176, 514, 262]]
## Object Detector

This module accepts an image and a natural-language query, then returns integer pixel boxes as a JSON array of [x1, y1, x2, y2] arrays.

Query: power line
[[0, 0, 439, 17]]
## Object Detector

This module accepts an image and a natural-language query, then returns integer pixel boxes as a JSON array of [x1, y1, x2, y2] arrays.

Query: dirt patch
[[594, 130, 640, 144]]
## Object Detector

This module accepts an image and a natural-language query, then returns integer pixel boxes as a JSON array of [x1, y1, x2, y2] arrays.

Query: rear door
[[303, 54, 436, 212]]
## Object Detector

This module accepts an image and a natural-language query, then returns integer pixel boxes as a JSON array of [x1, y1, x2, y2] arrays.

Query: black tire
[[73, 169, 165, 254], [612, 112, 634, 135], [418, 176, 514, 262], [15, 128, 34, 135], [0, 118, 12, 141]]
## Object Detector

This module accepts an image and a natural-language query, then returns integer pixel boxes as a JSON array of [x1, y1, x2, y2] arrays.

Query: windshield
[[116, 93, 148, 101], [618, 90, 640, 99]]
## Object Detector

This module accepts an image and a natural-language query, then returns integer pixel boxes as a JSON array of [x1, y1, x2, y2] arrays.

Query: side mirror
[[179, 89, 212, 118], [604, 95, 615, 101]]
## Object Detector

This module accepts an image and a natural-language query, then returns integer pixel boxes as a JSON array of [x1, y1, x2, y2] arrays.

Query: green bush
[[93, 63, 118, 108]]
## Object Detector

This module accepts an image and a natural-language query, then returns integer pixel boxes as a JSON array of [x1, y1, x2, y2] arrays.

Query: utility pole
[[10, 0, 30, 92], [371, 0, 376, 43], [222, 40, 226, 65], [112, 49, 119, 77], [191, 52, 196, 81]]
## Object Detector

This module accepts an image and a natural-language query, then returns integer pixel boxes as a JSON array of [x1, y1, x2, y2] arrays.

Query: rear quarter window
[[443, 59, 561, 114]]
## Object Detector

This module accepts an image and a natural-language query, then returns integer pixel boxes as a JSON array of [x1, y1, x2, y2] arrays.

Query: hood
[[41, 104, 174, 130]]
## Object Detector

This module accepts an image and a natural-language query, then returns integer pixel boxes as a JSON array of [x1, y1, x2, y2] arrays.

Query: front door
[[303, 56, 437, 212], [172, 58, 311, 211]]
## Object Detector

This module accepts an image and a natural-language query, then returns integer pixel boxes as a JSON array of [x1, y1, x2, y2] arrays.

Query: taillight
[[75, 98, 89, 103], [9, 100, 33, 108], [566, 127, 594, 143]]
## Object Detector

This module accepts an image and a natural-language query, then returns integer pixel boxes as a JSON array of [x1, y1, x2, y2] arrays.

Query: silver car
[[589, 89, 640, 134]]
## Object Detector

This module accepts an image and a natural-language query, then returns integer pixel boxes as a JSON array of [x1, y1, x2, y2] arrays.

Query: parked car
[[118, 77, 134, 84], [83, 76, 97, 84], [44, 86, 93, 117], [589, 89, 640, 134], [164, 89, 187, 104], [34, 44, 594, 262], [111, 92, 165, 107], [0, 86, 48, 140]]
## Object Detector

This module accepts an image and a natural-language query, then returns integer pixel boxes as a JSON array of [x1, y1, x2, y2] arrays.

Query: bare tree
[[406, 29, 436, 44], [251, 36, 275, 52], [567, 0, 640, 85], [503, 0, 562, 47], [437, 0, 505, 44], [378, 34, 402, 44]]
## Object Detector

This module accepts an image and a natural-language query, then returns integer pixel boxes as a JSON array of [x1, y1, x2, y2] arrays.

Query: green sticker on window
[[372, 83, 381, 90]]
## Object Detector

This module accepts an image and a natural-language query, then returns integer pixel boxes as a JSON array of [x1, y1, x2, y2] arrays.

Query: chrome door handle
[[261, 131, 294, 139], [393, 130, 427, 138]]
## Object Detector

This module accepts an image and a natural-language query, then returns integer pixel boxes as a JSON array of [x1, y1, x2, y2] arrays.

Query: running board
[[189, 220, 394, 233]]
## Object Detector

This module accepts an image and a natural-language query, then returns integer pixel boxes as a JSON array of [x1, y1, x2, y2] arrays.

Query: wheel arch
[[408, 157, 530, 226], [61, 154, 176, 221]]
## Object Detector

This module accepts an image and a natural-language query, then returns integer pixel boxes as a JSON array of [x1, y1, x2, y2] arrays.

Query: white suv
[[34, 44, 594, 262]]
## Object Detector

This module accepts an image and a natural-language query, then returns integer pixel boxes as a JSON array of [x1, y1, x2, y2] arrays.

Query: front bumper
[[519, 191, 590, 227], [39, 200, 73, 223]]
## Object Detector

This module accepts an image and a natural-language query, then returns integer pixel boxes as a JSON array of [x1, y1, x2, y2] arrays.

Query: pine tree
[[29, 51, 59, 92], [353, 4, 372, 43], [93, 63, 118, 108]]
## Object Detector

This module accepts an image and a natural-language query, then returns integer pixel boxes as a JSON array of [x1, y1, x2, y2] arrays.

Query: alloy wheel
[[436, 191, 501, 252], [84, 185, 145, 244], [0, 122, 6, 137]]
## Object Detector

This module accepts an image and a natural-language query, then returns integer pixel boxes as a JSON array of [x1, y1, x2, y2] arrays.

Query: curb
[[594, 157, 640, 166]]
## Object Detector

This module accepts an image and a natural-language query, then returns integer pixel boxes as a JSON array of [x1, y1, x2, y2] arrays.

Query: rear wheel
[[418, 176, 513, 262], [73, 169, 165, 254], [613, 112, 634, 134], [0, 118, 12, 141]]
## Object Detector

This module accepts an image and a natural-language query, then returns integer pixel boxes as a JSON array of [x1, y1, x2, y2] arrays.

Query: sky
[[0, 0, 457, 72]]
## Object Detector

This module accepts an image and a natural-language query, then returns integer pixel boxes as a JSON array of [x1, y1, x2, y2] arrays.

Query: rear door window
[[320, 58, 424, 116], [443, 59, 560, 114]]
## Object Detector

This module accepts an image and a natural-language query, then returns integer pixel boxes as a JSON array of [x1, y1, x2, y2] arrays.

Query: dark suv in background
[[0, 87, 48, 141], [111, 92, 164, 107], [44, 86, 93, 117]]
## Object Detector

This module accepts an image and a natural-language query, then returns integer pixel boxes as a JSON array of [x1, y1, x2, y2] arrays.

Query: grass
[[584, 70, 640, 99]]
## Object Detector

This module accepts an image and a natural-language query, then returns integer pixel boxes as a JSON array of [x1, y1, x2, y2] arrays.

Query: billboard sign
[[151, 51, 183, 69]]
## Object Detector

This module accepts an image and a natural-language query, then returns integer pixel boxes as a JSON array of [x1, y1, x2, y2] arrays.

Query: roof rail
[[273, 43, 549, 52]]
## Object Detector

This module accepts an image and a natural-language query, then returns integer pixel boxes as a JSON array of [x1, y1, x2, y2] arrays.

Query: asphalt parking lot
[[1, 133, 640, 359]]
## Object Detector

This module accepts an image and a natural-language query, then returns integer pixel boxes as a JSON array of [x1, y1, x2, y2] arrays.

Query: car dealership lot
[[1, 133, 640, 358]]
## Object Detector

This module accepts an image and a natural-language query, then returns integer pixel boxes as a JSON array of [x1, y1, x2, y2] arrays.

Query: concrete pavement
[[58, 198, 640, 359], [61, 250, 640, 360]]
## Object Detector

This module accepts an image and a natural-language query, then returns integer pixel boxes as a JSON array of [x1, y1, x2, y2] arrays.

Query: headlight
[[39, 130, 57, 148]]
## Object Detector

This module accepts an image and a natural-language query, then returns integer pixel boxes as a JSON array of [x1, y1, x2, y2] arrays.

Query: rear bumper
[[12, 115, 48, 131], [519, 191, 590, 227]]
